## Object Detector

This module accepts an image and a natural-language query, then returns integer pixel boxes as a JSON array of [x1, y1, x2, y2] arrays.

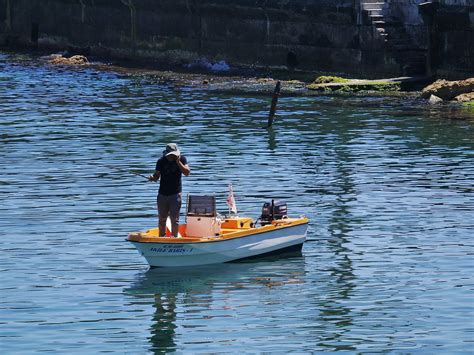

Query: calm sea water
[[1, 51, 473, 353]]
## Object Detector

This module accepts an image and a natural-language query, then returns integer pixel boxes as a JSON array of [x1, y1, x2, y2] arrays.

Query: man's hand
[[148, 174, 159, 182], [175, 156, 190, 176]]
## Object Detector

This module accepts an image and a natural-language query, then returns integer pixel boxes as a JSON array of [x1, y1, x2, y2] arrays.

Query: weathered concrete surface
[[0, 0, 471, 77], [421, 78, 474, 100], [420, 0, 474, 78], [0, 0, 408, 76], [437, 2, 474, 77]]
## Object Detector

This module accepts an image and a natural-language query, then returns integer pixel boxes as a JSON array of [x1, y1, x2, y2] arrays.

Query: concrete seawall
[[434, 1, 474, 78], [0, 0, 472, 78]]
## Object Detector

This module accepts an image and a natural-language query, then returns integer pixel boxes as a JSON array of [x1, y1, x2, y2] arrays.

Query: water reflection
[[267, 128, 277, 151], [318, 143, 357, 351], [125, 255, 305, 353], [150, 294, 177, 353]]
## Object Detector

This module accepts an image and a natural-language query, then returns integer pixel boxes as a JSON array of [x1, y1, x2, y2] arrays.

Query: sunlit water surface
[[1, 52, 473, 353]]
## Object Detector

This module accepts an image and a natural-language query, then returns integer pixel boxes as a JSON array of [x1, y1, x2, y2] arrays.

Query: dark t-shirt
[[155, 155, 188, 195]]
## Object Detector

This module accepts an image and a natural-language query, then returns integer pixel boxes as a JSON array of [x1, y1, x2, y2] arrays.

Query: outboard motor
[[260, 200, 287, 225]]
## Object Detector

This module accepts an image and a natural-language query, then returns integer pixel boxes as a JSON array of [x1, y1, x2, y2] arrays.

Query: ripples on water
[[1, 52, 473, 353]]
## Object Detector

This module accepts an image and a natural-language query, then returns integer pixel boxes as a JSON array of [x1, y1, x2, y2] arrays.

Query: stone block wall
[[435, 0, 474, 77], [0, 0, 472, 77], [0, 0, 402, 76]]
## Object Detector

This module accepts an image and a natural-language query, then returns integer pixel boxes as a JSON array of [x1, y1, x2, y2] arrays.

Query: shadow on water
[[124, 255, 305, 353]]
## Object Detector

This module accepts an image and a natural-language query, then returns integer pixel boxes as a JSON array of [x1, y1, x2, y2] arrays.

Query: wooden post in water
[[266, 81, 281, 128]]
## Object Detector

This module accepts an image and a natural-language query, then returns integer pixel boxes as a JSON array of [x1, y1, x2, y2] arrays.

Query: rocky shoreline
[[37, 53, 422, 97], [421, 79, 474, 104], [18, 52, 474, 106]]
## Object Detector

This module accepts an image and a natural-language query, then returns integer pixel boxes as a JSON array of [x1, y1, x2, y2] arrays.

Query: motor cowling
[[260, 200, 287, 225]]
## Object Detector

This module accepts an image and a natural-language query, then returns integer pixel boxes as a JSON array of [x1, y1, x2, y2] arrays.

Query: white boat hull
[[130, 223, 308, 267]]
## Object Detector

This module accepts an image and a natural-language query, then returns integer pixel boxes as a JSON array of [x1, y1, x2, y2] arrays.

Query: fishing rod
[[105, 165, 154, 182]]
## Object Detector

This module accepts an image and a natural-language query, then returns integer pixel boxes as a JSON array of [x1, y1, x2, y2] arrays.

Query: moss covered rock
[[307, 79, 400, 93], [312, 76, 349, 84]]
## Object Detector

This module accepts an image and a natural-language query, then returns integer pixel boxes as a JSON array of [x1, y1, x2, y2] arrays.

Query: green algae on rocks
[[307, 79, 400, 93], [312, 76, 350, 84]]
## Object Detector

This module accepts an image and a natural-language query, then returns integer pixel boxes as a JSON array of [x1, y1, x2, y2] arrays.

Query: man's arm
[[148, 170, 161, 182], [176, 156, 190, 176]]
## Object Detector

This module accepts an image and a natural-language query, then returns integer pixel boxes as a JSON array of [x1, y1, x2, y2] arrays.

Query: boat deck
[[128, 217, 308, 244]]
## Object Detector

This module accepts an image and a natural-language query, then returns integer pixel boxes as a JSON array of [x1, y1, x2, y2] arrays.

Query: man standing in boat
[[148, 143, 190, 237]]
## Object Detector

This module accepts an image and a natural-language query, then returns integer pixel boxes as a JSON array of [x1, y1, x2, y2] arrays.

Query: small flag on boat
[[227, 183, 238, 214]]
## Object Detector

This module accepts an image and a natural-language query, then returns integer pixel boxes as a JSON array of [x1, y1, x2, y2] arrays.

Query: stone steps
[[366, 9, 383, 15], [369, 14, 384, 21], [373, 20, 386, 28], [361, 0, 427, 75], [361, 1, 385, 10], [362, 0, 385, 5]]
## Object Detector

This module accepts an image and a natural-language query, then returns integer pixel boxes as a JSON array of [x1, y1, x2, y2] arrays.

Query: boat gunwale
[[127, 218, 309, 245]]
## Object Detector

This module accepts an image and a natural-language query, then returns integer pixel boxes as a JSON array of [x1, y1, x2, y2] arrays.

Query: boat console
[[185, 195, 222, 237]]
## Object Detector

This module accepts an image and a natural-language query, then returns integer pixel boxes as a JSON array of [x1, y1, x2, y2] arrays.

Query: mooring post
[[266, 80, 281, 128]]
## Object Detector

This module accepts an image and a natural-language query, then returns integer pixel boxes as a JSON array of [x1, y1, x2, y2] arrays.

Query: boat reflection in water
[[124, 253, 305, 353]]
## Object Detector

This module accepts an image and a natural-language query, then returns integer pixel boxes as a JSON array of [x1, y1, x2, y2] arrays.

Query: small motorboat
[[128, 195, 309, 267]]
